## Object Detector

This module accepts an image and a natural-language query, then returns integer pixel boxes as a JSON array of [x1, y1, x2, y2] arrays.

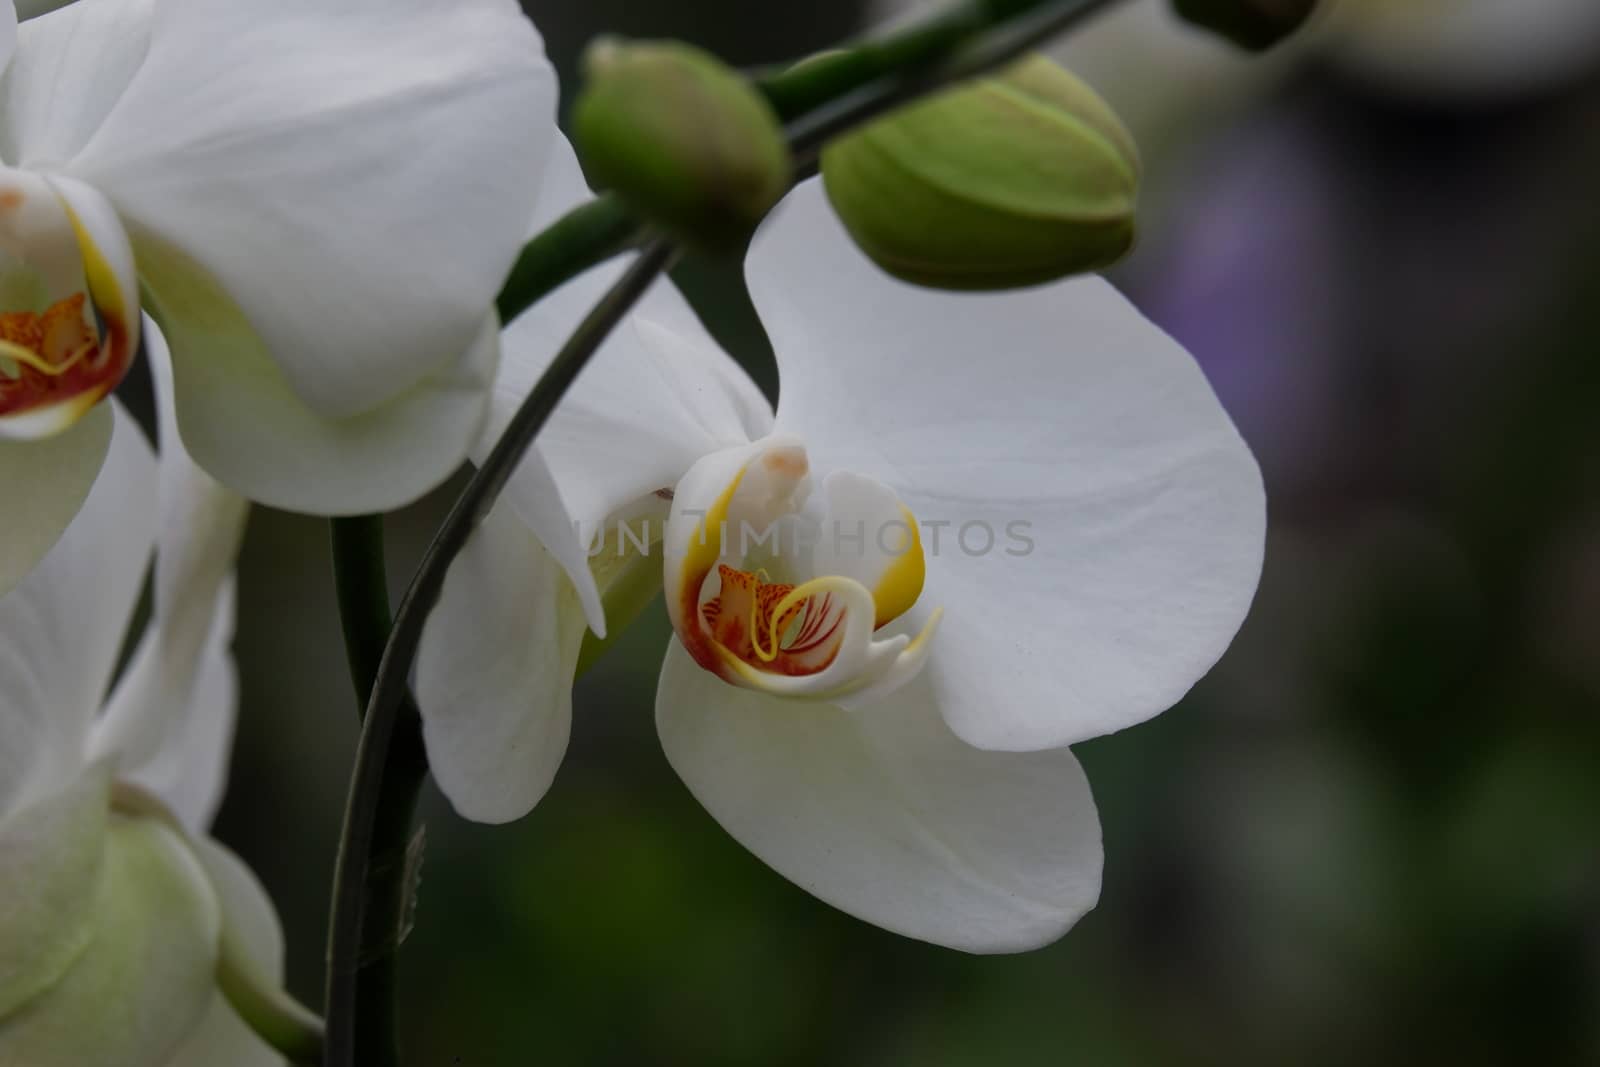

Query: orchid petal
[[0, 771, 107, 1024], [497, 430, 606, 638], [747, 180, 1265, 751], [0, 4, 14, 80], [164, 837, 287, 1067], [0, 0, 153, 169], [657, 641, 1103, 952], [71, 0, 556, 420], [110, 580, 237, 832], [93, 318, 246, 807], [494, 135, 769, 547], [0, 402, 153, 814], [0, 403, 109, 597], [415, 501, 585, 825], [137, 232, 499, 513]]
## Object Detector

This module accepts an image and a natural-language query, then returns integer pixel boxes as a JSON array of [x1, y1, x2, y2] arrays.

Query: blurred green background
[[203, 1, 1600, 1064]]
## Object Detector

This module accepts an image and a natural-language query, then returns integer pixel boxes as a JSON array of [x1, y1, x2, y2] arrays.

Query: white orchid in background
[[0, 0, 558, 595], [415, 139, 1265, 951], [0, 322, 281, 1066]]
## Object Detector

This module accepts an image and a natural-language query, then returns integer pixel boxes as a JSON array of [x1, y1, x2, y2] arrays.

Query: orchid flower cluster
[[0, 0, 1294, 1063]]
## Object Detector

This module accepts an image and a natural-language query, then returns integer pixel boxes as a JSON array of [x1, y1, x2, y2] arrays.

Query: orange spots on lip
[[699, 564, 844, 678], [0, 187, 25, 212], [0, 293, 131, 420]]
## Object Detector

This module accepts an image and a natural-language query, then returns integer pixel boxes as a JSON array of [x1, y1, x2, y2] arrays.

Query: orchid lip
[[665, 437, 941, 704], [0, 171, 140, 441]]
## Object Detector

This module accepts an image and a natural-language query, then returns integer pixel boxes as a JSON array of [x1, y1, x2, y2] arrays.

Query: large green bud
[[573, 39, 791, 252], [820, 56, 1140, 291], [1170, 0, 1319, 51]]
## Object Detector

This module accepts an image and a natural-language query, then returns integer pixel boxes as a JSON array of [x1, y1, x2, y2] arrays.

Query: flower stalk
[[323, 240, 679, 1067]]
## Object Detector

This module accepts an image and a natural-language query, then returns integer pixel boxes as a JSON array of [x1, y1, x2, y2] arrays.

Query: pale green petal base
[[0, 813, 222, 1067]]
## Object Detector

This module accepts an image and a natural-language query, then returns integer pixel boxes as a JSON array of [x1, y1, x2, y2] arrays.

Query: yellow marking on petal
[[679, 463, 747, 591], [0, 192, 137, 434], [904, 605, 943, 654], [763, 574, 854, 662], [63, 200, 133, 335], [0, 338, 95, 377], [675, 462, 750, 680], [871, 504, 926, 629]]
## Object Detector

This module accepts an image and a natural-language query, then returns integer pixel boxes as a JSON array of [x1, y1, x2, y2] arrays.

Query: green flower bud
[[819, 55, 1140, 291], [573, 39, 791, 252], [0, 797, 221, 1066], [1169, 0, 1318, 51]]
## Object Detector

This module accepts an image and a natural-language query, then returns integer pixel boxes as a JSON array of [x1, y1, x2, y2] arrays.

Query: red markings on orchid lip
[[699, 564, 844, 678], [0, 294, 131, 422]]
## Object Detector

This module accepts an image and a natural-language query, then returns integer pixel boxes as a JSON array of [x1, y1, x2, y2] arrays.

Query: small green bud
[[573, 39, 791, 252], [820, 56, 1140, 291], [1170, 0, 1318, 51]]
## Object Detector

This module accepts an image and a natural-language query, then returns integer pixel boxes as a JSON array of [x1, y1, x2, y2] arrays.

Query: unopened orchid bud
[[574, 39, 792, 252], [1170, 0, 1318, 51], [819, 55, 1139, 291]]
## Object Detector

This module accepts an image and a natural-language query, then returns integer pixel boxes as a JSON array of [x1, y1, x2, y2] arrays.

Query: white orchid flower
[[0, 0, 558, 595], [0, 320, 282, 1066], [416, 139, 1265, 952]]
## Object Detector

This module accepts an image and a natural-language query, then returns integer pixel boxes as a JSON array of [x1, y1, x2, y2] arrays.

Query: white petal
[[71, 0, 556, 418], [163, 838, 286, 1067], [657, 641, 1103, 952], [414, 501, 585, 825], [0, 403, 153, 815], [747, 180, 1265, 751], [111, 580, 238, 832], [0, 403, 110, 596], [0, 5, 13, 82], [93, 319, 246, 809], [0, 0, 154, 169], [0, 813, 222, 1067], [496, 435, 605, 638], [0, 771, 107, 1022], [805, 469, 926, 627], [493, 135, 769, 550], [138, 230, 498, 513]]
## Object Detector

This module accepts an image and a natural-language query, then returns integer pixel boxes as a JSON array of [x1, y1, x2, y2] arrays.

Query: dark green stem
[[323, 241, 679, 1067], [329, 516, 393, 712], [496, 196, 644, 326], [781, 0, 1125, 167], [326, 516, 428, 1067]]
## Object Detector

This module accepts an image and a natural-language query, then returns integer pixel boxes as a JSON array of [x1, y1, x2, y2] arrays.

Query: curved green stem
[[327, 515, 428, 1067], [780, 0, 1124, 167], [329, 516, 393, 714], [497, 196, 644, 326], [217, 931, 325, 1067]]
